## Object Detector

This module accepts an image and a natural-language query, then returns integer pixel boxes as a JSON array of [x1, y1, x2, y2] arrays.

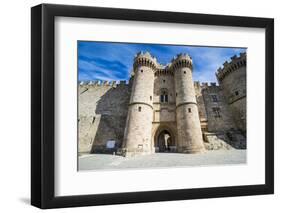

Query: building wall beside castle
[[78, 83, 131, 154], [201, 84, 237, 132]]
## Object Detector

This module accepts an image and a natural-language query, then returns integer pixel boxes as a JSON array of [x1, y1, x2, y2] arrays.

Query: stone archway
[[153, 125, 177, 153]]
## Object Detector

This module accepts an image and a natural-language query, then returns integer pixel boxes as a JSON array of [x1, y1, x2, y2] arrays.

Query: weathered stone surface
[[78, 83, 130, 154], [201, 85, 236, 132], [217, 53, 246, 134], [174, 61, 205, 153], [78, 52, 247, 156]]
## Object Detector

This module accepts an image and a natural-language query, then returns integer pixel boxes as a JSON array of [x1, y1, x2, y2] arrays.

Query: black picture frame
[[31, 3, 274, 209]]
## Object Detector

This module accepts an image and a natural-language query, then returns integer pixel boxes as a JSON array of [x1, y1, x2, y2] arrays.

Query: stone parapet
[[171, 53, 193, 70], [216, 52, 246, 83], [78, 80, 129, 87], [133, 51, 193, 75]]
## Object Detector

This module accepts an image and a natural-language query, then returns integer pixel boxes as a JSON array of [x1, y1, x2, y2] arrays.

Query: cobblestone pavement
[[78, 150, 246, 171]]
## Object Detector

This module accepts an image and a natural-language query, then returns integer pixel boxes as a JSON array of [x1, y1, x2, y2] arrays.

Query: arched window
[[160, 89, 168, 103]]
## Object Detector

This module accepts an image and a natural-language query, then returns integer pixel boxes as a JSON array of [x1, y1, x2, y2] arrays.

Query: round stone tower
[[121, 52, 156, 157], [172, 54, 205, 153], [216, 52, 246, 134]]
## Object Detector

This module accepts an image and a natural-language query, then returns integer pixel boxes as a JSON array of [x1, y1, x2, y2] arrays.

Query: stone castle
[[78, 52, 246, 157]]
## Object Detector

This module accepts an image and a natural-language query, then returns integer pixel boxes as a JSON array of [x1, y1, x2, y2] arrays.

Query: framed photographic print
[[31, 3, 274, 209]]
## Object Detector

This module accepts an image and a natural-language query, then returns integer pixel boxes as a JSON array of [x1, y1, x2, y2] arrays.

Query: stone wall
[[201, 82, 246, 149], [78, 81, 131, 154], [216, 53, 246, 133], [153, 73, 176, 122], [201, 83, 237, 132], [194, 81, 208, 132], [220, 67, 246, 133]]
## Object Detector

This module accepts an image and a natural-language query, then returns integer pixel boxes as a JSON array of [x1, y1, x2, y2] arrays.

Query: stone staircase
[[203, 130, 246, 150]]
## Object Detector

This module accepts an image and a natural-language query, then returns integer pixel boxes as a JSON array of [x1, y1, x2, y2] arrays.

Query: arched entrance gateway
[[153, 126, 177, 153]]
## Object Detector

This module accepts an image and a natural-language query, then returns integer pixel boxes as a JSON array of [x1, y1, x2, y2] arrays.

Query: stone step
[[203, 131, 246, 150]]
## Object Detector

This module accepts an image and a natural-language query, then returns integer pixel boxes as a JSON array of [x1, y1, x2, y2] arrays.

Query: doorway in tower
[[155, 129, 176, 152]]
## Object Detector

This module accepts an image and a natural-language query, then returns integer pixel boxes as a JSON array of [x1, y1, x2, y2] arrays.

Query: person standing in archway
[[164, 133, 170, 152]]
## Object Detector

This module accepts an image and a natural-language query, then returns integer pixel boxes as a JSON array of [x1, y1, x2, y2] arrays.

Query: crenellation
[[231, 55, 237, 60], [77, 80, 132, 88], [240, 52, 246, 57], [111, 81, 116, 87], [194, 81, 200, 88], [201, 82, 209, 88], [119, 80, 127, 85], [216, 52, 246, 83]]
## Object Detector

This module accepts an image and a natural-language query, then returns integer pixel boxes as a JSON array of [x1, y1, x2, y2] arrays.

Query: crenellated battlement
[[193, 81, 219, 88], [154, 66, 174, 76], [216, 52, 246, 83], [79, 80, 129, 87], [133, 51, 158, 70], [200, 82, 222, 94], [171, 53, 193, 70], [133, 51, 193, 74], [80, 52, 244, 88]]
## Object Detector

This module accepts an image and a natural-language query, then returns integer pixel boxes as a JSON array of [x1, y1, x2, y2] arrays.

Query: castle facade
[[78, 52, 246, 157]]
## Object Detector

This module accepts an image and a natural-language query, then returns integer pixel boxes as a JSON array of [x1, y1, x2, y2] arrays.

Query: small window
[[235, 91, 239, 96], [140, 69, 143, 73], [188, 108, 191, 113], [212, 107, 221, 118], [176, 93, 177, 97], [165, 94, 168, 102], [160, 89, 168, 103], [211, 95, 218, 102], [184, 71, 186, 74], [138, 106, 141, 112], [160, 95, 164, 102], [163, 80, 165, 83], [150, 96, 152, 101], [92, 116, 95, 124]]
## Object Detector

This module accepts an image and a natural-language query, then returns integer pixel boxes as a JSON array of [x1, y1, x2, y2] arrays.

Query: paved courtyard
[[78, 150, 246, 171]]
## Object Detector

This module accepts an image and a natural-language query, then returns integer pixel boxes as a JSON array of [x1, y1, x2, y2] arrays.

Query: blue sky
[[78, 41, 246, 83]]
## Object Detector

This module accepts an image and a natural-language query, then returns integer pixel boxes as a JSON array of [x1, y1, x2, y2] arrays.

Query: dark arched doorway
[[155, 129, 175, 152]]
